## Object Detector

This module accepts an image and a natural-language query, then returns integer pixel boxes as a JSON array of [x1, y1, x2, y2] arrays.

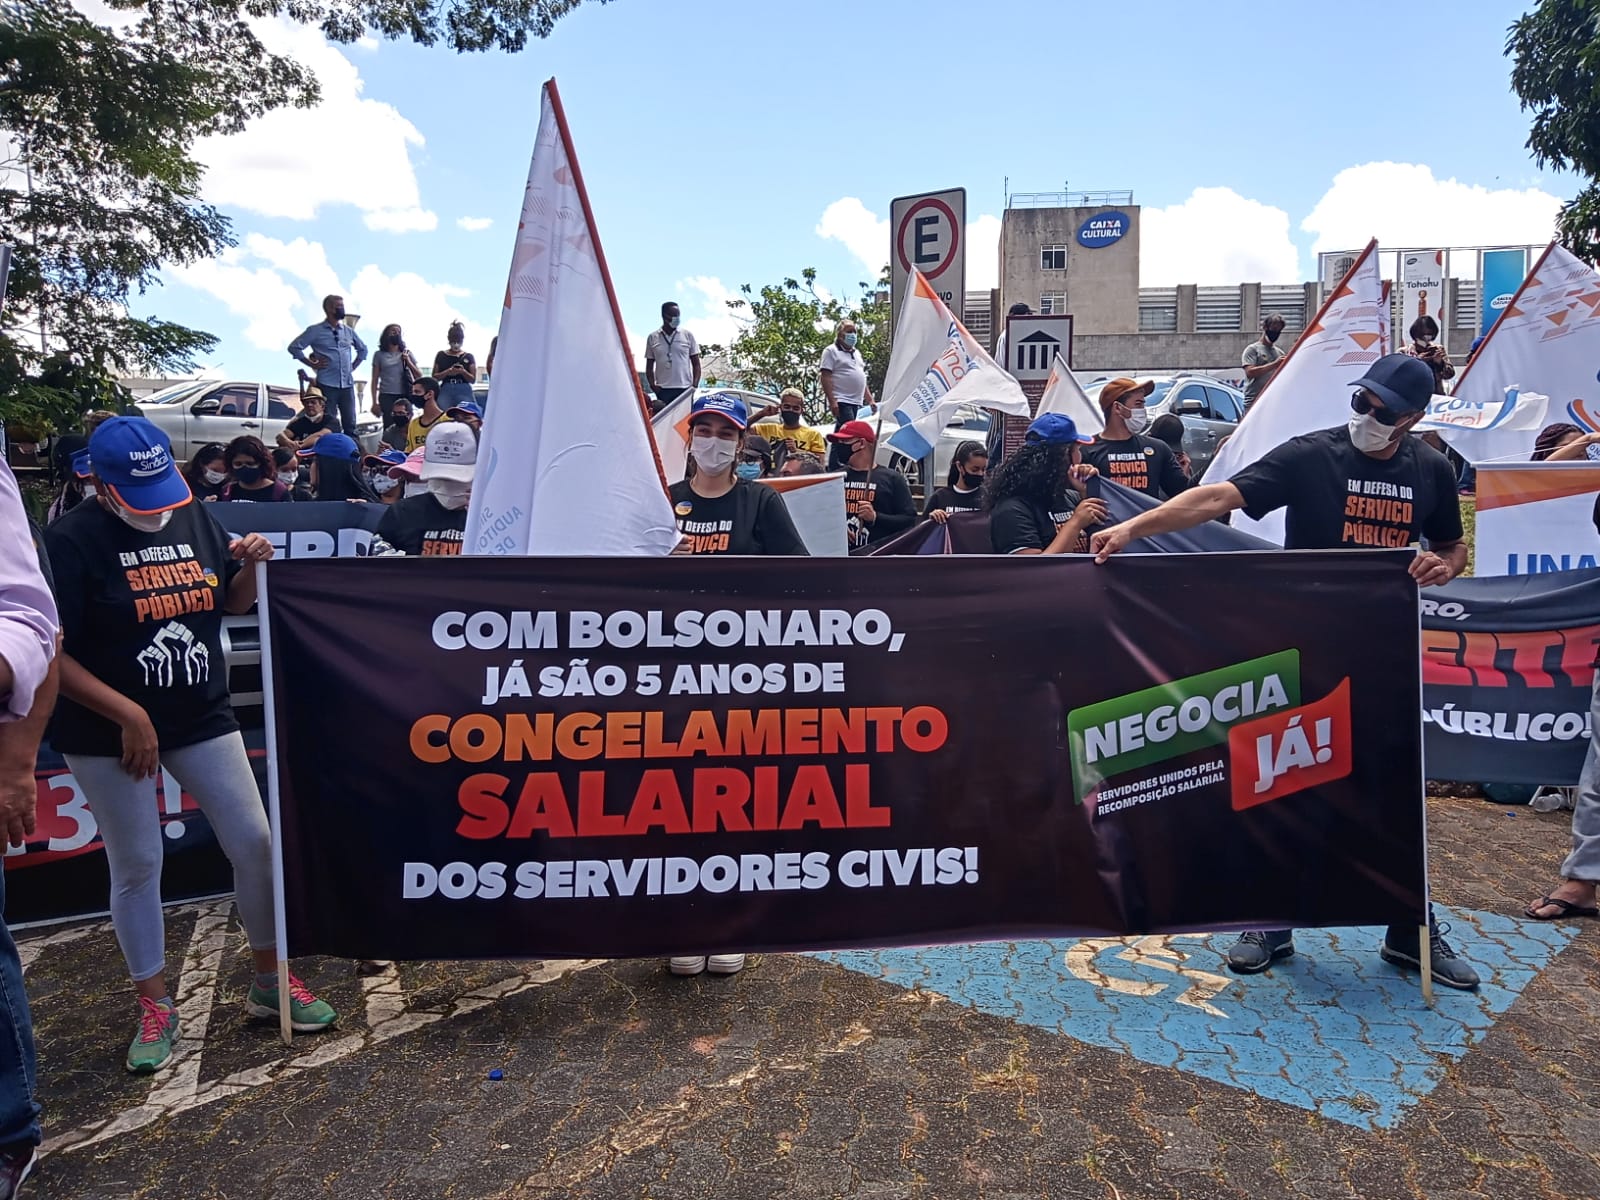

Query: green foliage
[[715, 266, 891, 425], [0, 0, 600, 436], [1507, 1, 1600, 260]]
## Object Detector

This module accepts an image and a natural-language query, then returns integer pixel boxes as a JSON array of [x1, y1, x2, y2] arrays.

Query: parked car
[[1082, 374, 1246, 478], [136, 379, 383, 459]]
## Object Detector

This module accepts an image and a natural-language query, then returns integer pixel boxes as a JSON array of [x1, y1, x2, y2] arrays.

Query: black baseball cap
[[1350, 353, 1435, 414]]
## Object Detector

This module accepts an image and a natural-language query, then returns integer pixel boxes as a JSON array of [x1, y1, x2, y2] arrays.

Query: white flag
[[879, 270, 1029, 460], [1202, 238, 1388, 544], [649, 387, 697, 485], [1442, 244, 1600, 464], [1036, 353, 1104, 436], [465, 81, 680, 557], [1413, 387, 1551, 439]]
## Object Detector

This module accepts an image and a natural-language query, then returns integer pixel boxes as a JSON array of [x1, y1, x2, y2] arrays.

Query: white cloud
[[242, 234, 344, 300], [1300, 162, 1563, 255], [457, 216, 494, 233], [1141, 187, 1301, 285], [817, 197, 889, 274], [675, 275, 748, 351], [167, 248, 309, 353], [192, 18, 436, 233], [965, 214, 1001, 293], [347, 265, 494, 361]]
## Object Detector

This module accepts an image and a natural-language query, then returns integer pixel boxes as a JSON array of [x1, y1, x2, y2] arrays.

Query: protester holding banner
[[1080, 379, 1191, 500], [1091, 354, 1478, 988], [298, 433, 377, 503], [220, 437, 292, 503], [406, 378, 447, 453], [668, 395, 806, 558], [987, 415, 1107, 554], [43, 417, 337, 1073], [371, 423, 477, 556], [924, 441, 989, 523], [827, 421, 915, 551], [1531, 423, 1600, 463], [182, 443, 229, 502]]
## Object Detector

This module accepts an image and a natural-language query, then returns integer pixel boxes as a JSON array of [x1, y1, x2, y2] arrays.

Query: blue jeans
[[438, 380, 474, 412], [0, 869, 41, 1153], [320, 385, 357, 441]]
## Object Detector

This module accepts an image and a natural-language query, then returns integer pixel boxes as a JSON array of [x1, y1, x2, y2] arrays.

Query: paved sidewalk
[[21, 795, 1600, 1199]]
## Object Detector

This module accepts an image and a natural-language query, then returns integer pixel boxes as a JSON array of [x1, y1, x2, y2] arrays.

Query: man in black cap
[[1090, 352, 1478, 989]]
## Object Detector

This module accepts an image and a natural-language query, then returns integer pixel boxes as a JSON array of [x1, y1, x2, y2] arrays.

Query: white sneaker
[[706, 953, 746, 975], [668, 956, 707, 976]]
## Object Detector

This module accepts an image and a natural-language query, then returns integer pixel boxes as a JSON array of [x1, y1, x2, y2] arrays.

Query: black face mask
[[333, 308, 346, 322], [781, 411, 801, 427], [960, 472, 984, 489], [1264, 327, 1281, 343], [234, 465, 263, 485]]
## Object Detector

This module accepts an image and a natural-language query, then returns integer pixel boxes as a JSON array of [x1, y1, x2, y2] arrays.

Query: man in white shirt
[[820, 321, 873, 470], [644, 302, 701, 414]]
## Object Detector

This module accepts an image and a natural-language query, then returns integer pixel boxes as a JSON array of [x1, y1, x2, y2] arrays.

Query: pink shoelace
[[137, 996, 175, 1044], [285, 974, 316, 1005]]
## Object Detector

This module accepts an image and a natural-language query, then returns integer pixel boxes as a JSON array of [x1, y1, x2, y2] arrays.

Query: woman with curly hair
[[986, 414, 1107, 555]]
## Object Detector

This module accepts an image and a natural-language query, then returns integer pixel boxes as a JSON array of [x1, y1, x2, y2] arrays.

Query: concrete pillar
[[1301, 283, 1320, 324], [1241, 283, 1261, 334], [1176, 285, 1198, 335]]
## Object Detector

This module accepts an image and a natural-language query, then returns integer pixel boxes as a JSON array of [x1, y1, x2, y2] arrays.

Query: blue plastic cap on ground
[[488, 1069, 504, 1081]]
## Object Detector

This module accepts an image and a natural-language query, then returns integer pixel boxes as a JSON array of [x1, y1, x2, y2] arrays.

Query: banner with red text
[[264, 552, 1426, 959]]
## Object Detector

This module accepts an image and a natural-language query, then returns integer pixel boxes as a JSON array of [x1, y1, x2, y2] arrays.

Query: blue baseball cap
[[447, 401, 484, 421], [70, 448, 93, 479], [1025, 412, 1095, 446], [362, 448, 408, 469], [688, 391, 748, 430], [87, 417, 192, 514], [297, 432, 361, 461], [1350, 353, 1435, 414]]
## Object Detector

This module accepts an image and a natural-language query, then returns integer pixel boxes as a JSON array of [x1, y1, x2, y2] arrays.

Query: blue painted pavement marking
[[814, 906, 1576, 1130]]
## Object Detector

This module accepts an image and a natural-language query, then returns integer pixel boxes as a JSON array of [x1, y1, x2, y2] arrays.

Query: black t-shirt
[[924, 484, 986, 517], [221, 481, 292, 503], [844, 467, 917, 550], [375, 493, 468, 556], [1231, 427, 1464, 550], [989, 492, 1086, 554], [285, 409, 341, 441], [1080, 434, 1191, 499], [45, 501, 241, 755], [669, 480, 809, 556], [381, 420, 411, 451]]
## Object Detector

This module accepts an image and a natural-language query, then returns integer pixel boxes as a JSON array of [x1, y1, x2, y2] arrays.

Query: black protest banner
[[1421, 568, 1600, 785], [265, 552, 1426, 960], [208, 499, 385, 559]]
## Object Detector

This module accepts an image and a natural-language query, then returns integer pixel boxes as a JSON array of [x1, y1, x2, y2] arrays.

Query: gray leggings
[[1564, 674, 1600, 882], [65, 732, 275, 982]]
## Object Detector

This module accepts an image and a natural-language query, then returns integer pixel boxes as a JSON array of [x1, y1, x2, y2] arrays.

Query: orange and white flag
[[1202, 239, 1388, 544], [465, 80, 679, 556]]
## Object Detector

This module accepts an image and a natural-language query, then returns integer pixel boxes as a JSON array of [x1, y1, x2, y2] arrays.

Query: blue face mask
[[843, 333, 858, 349], [735, 461, 763, 481]]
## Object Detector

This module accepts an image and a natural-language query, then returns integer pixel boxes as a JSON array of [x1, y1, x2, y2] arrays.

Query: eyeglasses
[[1351, 389, 1406, 427]]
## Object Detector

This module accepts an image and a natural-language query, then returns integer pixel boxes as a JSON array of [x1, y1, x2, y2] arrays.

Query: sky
[[122, 0, 1573, 386]]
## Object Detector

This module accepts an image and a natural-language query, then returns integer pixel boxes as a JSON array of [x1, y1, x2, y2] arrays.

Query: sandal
[[1525, 894, 1600, 920]]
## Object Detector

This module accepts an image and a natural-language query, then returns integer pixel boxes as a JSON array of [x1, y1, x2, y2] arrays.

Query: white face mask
[[81, 484, 97, 499], [1122, 405, 1150, 435], [691, 434, 738, 475], [403, 481, 428, 498], [1348, 412, 1400, 453], [427, 478, 472, 510], [277, 471, 299, 487], [370, 473, 399, 495], [108, 500, 173, 534], [203, 468, 226, 486]]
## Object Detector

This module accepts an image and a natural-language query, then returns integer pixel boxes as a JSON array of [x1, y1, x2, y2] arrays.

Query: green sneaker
[[245, 974, 338, 1033], [126, 997, 179, 1074]]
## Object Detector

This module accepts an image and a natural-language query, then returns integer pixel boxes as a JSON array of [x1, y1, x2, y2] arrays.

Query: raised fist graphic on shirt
[[136, 622, 210, 688]]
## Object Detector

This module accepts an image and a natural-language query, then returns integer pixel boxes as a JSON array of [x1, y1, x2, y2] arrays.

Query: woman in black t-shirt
[[986, 414, 1108, 555], [44, 417, 337, 1074], [433, 321, 478, 414], [924, 440, 988, 524], [667, 394, 807, 558], [182, 443, 229, 502], [220, 436, 291, 503]]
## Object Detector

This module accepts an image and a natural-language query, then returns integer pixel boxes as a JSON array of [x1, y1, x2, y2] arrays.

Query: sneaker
[[1226, 930, 1295, 974], [245, 974, 339, 1032], [706, 953, 746, 975], [126, 996, 179, 1074], [0, 1146, 36, 1200], [1381, 922, 1480, 990], [668, 956, 707, 976]]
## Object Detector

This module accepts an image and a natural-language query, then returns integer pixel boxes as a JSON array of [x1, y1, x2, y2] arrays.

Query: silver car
[[1082, 374, 1246, 478], [136, 379, 383, 460], [870, 404, 993, 485]]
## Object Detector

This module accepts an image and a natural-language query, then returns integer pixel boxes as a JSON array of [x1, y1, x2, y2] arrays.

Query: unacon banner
[[1474, 462, 1600, 577], [263, 554, 1427, 960]]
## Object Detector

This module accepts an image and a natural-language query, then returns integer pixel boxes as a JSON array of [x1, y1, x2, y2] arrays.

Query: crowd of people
[[4, 283, 1600, 1193]]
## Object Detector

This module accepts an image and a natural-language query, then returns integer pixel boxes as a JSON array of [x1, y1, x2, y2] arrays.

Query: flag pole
[[542, 78, 670, 497], [256, 561, 293, 1046]]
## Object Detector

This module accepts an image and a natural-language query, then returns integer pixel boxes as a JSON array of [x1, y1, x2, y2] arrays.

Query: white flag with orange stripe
[[1202, 239, 1389, 544]]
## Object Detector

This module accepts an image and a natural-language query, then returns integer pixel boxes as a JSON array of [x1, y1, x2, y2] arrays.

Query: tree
[[715, 266, 891, 425], [0, 0, 604, 439], [1507, 1, 1600, 261]]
